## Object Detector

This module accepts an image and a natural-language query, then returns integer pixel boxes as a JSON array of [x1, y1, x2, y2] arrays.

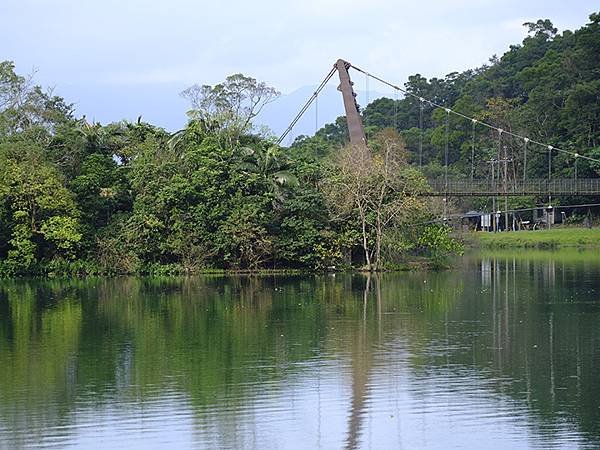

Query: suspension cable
[[471, 119, 476, 181], [365, 73, 369, 107], [315, 94, 319, 135], [277, 67, 336, 145], [348, 63, 600, 165], [548, 145, 553, 205], [393, 89, 398, 131], [419, 99, 424, 167], [497, 129, 503, 183], [444, 109, 450, 192], [444, 109, 450, 220], [523, 138, 528, 181]]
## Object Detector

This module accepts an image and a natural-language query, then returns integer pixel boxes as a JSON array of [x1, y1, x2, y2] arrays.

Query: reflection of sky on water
[[0, 252, 599, 449], [7, 360, 582, 449]]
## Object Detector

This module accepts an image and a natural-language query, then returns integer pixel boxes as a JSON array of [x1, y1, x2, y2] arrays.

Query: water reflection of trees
[[443, 254, 600, 443], [0, 282, 82, 447], [0, 260, 598, 447]]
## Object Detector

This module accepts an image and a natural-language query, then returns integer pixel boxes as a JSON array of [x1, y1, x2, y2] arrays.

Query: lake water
[[1, 250, 599, 449]]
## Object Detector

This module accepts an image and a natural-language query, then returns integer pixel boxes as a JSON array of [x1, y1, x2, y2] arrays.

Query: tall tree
[[181, 74, 279, 146]]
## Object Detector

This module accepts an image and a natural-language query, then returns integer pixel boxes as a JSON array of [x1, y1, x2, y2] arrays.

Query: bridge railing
[[423, 178, 600, 196]]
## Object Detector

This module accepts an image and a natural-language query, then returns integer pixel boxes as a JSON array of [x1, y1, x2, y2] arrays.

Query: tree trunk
[[374, 212, 382, 271], [358, 205, 371, 270]]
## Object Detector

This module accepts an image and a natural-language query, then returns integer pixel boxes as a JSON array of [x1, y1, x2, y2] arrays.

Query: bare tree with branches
[[322, 129, 429, 270], [181, 73, 279, 146]]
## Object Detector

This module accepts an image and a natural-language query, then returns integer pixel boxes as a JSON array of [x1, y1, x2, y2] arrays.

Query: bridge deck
[[422, 178, 600, 197]]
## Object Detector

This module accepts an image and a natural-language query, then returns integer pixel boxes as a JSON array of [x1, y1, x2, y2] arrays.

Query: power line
[[348, 63, 600, 165], [499, 202, 600, 215], [277, 67, 337, 145], [418, 100, 424, 167]]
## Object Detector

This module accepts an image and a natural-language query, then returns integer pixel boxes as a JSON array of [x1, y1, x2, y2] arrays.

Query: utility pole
[[335, 59, 367, 146], [488, 159, 497, 232], [547, 145, 553, 228], [497, 130, 503, 231], [502, 145, 511, 232], [489, 151, 512, 232]]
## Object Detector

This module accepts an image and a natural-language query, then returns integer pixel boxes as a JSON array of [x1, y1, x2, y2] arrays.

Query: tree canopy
[[3, 12, 599, 275]]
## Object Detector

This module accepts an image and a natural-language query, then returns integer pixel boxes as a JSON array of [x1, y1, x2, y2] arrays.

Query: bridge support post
[[335, 59, 367, 146]]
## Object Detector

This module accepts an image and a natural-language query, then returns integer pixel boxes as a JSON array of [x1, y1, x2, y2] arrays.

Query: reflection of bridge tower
[[344, 275, 370, 450], [344, 275, 379, 450]]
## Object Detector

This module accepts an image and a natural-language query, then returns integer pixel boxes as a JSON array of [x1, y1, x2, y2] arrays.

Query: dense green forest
[[1, 14, 599, 276], [310, 15, 600, 178], [295, 14, 600, 229]]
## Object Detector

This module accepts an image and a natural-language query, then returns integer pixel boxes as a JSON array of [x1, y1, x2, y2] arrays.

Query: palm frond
[[272, 170, 299, 187]]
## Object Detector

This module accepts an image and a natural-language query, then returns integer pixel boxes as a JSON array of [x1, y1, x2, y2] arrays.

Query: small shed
[[462, 210, 486, 231]]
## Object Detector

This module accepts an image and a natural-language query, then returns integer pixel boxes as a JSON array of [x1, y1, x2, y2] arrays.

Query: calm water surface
[[1, 250, 599, 449]]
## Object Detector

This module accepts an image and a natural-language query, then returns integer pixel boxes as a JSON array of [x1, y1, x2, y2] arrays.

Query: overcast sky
[[1, 0, 598, 130]]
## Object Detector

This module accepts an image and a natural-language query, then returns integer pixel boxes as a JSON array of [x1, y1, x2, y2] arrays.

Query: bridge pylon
[[335, 59, 366, 146]]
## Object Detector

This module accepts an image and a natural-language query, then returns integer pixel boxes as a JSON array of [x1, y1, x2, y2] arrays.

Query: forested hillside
[[298, 14, 600, 183], [1, 13, 598, 276]]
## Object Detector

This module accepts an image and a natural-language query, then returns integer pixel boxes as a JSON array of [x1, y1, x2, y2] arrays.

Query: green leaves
[[0, 61, 73, 139], [239, 144, 299, 193], [41, 216, 82, 257], [6, 219, 37, 273], [272, 170, 299, 187], [417, 224, 463, 264]]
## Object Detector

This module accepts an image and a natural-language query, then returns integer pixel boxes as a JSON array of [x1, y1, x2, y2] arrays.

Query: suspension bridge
[[424, 178, 600, 197], [277, 59, 600, 199]]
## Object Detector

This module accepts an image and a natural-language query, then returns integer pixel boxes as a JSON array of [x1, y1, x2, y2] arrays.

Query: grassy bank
[[473, 248, 600, 265], [469, 227, 600, 249]]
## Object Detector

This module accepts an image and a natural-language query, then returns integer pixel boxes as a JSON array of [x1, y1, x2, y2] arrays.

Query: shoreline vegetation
[[6, 234, 600, 278], [2, 226, 599, 279], [3, 261, 441, 279], [467, 227, 600, 249], [1, 14, 600, 278]]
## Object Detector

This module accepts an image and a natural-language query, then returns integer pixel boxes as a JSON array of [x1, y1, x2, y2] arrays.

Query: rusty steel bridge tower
[[335, 59, 367, 146]]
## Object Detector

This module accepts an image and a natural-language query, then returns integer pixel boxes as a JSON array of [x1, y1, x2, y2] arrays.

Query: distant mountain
[[61, 81, 389, 138], [257, 85, 390, 143], [59, 82, 189, 132]]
